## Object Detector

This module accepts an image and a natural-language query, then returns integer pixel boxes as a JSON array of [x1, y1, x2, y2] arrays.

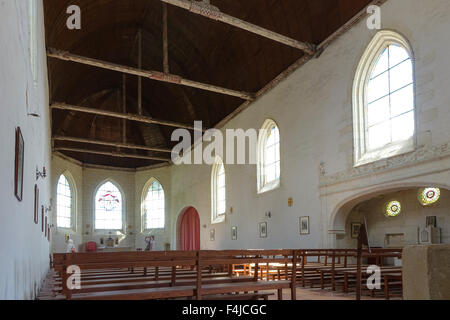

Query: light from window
[[211, 157, 226, 223], [263, 125, 280, 186], [418, 188, 440, 206], [216, 162, 226, 215], [95, 181, 123, 230], [367, 44, 414, 150], [28, 0, 38, 86], [144, 180, 165, 229], [57, 175, 72, 229]]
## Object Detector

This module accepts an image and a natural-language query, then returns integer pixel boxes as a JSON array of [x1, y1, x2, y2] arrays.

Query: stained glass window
[[57, 175, 72, 229], [95, 181, 123, 230], [418, 188, 441, 206], [385, 200, 402, 217], [367, 44, 414, 150], [144, 180, 165, 229], [263, 124, 280, 186]]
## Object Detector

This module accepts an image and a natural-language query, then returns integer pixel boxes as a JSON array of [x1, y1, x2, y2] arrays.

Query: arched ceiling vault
[[45, 0, 375, 168]]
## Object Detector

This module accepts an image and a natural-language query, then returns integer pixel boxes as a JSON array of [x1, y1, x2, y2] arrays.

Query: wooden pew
[[54, 250, 297, 300]]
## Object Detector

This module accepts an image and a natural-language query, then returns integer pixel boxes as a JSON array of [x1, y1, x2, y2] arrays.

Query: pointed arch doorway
[[177, 207, 200, 251]]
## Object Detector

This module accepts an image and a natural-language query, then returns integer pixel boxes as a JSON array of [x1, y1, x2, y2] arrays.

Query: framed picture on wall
[[231, 226, 238, 240], [45, 217, 48, 237], [210, 229, 215, 241], [259, 222, 267, 238], [351, 223, 362, 239], [14, 127, 24, 201], [299, 216, 310, 235], [34, 185, 39, 224]]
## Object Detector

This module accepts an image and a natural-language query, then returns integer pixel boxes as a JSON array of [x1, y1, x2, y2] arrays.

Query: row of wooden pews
[[40, 248, 403, 300], [45, 250, 298, 300], [291, 248, 403, 299], [232, 248, 403, 299]]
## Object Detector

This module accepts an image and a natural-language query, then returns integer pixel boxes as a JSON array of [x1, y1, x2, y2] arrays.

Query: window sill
[[257, 180, 281, 195], [211, 215, 226, 225], [94, 230, 126, 236], [355, 139, 415, 168], [142, 228, 165, 233], [57, 227, 77, 234]]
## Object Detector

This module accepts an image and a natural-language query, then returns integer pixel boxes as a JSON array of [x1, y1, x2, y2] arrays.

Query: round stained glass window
[[418, 188, 440, 206], [385, 201, 401, 217]]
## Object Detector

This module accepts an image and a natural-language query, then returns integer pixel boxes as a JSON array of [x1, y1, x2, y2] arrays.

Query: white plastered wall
[[0, 0, 51, 299]]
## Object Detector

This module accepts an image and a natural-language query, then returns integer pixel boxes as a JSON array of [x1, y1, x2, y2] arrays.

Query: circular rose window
[[418, 188, 440, 206], [385, 201, 402, 217]]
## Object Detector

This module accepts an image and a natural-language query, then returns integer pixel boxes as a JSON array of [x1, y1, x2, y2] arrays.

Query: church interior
[[1, 0, 450, 301]]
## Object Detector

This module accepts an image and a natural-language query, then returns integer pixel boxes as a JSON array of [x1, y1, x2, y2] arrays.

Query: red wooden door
[[179, 207, 200, 251]]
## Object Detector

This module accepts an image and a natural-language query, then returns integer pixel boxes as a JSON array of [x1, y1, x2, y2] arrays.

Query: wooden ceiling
[[44, 0, 374, 168]]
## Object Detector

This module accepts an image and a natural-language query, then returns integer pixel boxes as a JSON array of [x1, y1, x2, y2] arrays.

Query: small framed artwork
[[14, 127, 24, 202], [231, 226, 238, 240], [299, 216, 310, 235], [351, 223, 362, 239], [47, 226, 51, 242], [259, 222, 267, 238], [45, 217, 48, 237], [210, 229, 215, 241], [41, 206, 45, 232], [34, 185, 39, 224]]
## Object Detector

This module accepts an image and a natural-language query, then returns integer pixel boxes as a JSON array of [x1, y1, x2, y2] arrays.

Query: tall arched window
[[57, 174, 73, 229], [95, 181, 123, 230], [353, 30, 415, 166], [143, 179, 165, 229], [211, 157, 226, 224], [257, 119, 281, 194]]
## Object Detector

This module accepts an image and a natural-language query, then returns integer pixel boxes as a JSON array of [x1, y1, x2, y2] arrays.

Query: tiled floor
[[264, 288, 401, 300]]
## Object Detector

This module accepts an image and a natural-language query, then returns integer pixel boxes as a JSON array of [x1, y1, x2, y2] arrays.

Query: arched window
[[257, 119, 281, 194], [211, 157, 226, 224], [353, 31, 415, 166], [95, 181, 123, 230], [143, 179, 165, 229], [57, 174, 73, 229]]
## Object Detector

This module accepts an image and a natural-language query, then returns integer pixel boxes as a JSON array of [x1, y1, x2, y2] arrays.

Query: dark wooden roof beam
[[47, 48, 254, 100], [50, 102, 206, 132], [160, 0, 316, 55]]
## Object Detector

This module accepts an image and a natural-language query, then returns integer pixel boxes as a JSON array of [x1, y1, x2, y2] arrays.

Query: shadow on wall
[[332, 186, 450, 248]]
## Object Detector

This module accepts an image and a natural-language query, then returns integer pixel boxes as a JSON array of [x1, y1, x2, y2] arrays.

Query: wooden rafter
[[53, 147, 171, 162], [159, 0, 316, 55], [53, 135, 172, 154], [215, 0, 390, 129], [50, 102, 206, 132], [47, 48, 254, 100]]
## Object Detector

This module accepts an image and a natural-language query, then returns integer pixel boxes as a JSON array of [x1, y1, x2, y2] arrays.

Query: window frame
[[211, 156, 226, 224], [141, 178, 166, 232], [94, 180, 125, 232], [257, 119, 281, 194], [353, 30, 416, 167], [56, 172, 76, 231]]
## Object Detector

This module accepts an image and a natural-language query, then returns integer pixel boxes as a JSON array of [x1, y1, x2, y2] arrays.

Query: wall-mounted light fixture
[[265, 211, 272, 219], [36, 166, 47, 180], [44, 205, 52, 213]]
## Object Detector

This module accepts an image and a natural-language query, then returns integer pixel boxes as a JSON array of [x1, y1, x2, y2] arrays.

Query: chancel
[[1, 0, 450, 302]]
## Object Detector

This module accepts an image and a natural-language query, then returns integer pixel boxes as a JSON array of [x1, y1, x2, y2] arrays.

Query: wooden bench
[[54, 250, 298, 300]]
